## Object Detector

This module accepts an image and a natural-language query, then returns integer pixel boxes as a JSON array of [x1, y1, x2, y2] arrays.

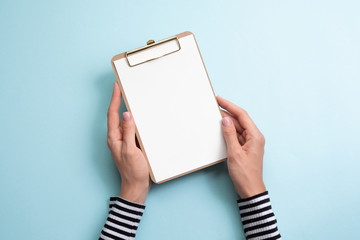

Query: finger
[[221, 117, 241, 153], [220, 110, 244, 133], [107, 82, 122, 140], [121, 112, 136, 147], [221, 113, 246, 145], [217, 96, 258, 134]]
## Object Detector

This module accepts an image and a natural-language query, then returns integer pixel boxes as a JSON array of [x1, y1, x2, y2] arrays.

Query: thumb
[[121, 112, 136, 147], [221, 117, 241, 152]]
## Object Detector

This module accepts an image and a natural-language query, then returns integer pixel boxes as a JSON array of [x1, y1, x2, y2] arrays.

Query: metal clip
[[125, 36, 181, 67], [147, 40, 155, 45]]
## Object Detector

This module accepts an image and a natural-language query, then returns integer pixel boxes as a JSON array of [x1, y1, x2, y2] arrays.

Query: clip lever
[[125, 36, 181, 67]]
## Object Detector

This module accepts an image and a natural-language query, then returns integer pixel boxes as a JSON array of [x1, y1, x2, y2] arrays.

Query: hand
[[107, 82, 151, 204], [217, 96, 266, 199]]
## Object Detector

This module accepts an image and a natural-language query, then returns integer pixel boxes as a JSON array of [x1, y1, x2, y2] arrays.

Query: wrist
[[236, 181, 266, 199], [120, 182, 150, 204]]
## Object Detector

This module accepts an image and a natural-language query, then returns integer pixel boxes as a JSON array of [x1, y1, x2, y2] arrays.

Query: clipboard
[[111, 31, 227, 183]]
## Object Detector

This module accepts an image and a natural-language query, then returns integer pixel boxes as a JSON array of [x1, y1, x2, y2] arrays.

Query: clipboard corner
[[111, 52, 126, 64], [149, 171, 158, 184], [177, 31, 194, 39]]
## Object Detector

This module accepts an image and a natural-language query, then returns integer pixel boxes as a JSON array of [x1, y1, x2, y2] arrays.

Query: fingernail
[[123, 112, 131, 121], [222, 117, 231, 127]]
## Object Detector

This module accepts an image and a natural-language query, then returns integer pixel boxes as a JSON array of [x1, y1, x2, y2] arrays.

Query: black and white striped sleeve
[[238, 191, 281, 240], [99, 197, 145, 240]]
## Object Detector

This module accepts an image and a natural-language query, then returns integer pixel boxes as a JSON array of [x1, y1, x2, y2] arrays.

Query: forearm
[[238, 191, 281, 240], [99, 197, 145, 240]]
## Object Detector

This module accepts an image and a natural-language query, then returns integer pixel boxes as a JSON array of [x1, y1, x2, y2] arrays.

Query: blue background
[[1, 0, 359, 239]]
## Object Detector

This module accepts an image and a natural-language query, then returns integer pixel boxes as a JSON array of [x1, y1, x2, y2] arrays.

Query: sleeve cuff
[[100, 197, 146, 240], [109, 197, 146, 213], [237, 191, 269, 203], [237, 191, 281, 240], [237, 191, 271, 214]]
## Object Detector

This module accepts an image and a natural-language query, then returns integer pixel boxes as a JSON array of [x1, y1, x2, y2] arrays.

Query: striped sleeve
[[99, 197, 145, 240], [238, 191, 281, 240]]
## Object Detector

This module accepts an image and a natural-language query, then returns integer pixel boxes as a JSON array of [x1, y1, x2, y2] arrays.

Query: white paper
[[114, 34, 227, 183]]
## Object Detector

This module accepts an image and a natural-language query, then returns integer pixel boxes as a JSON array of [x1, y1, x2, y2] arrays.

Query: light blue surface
[[1, 0, 359, 239]]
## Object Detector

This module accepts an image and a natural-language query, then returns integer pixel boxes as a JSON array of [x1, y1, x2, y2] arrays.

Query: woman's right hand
[[217, 96, 267, 199]]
